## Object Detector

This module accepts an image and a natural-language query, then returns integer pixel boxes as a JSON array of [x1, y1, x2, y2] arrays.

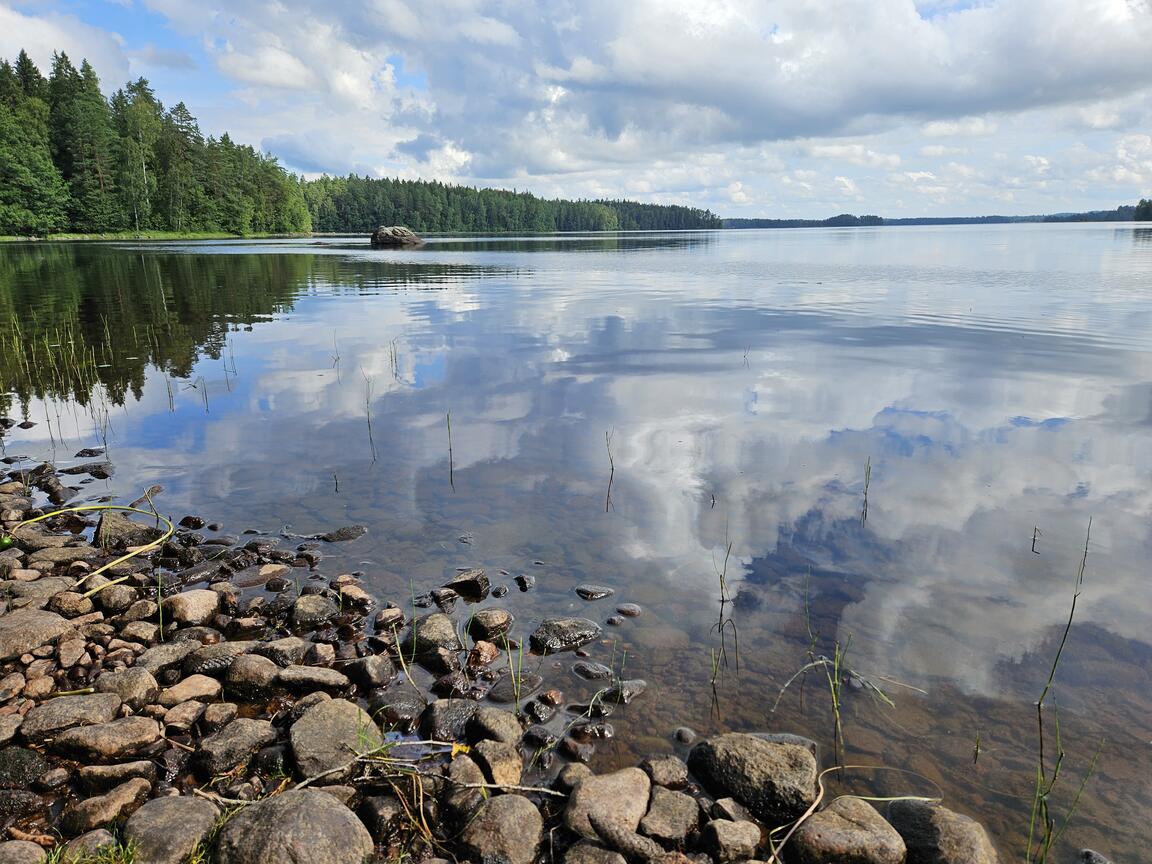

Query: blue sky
[[4, 0, 1152, 218]]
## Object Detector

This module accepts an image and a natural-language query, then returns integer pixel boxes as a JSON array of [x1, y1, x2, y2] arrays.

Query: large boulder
[[687, 732, 818, 826], [791, 797, 907, 864], [565, 767, 650, 840], [124, 796, 220, 864], [458, 794, 542, 864], [215, 789, 373, 864], [887, 800, 1000, 864], [369, 225, 424, 248], [0, 609, 72, 661]]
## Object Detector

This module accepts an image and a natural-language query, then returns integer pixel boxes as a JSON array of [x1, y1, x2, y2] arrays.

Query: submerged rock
[[886, 800, 1001, 864]]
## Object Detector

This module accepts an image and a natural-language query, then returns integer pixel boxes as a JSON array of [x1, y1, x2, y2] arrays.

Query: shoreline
[[0, 452, 1097, 864]]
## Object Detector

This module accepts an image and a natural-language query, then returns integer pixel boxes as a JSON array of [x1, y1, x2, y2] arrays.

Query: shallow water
[[3, 225, 1151, 858]]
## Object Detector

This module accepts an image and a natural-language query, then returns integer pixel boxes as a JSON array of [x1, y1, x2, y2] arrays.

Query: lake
[[2, 224, 1150, 859]]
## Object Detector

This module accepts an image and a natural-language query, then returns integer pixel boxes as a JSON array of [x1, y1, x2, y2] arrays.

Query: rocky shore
[[0, 450, 1111, 863]]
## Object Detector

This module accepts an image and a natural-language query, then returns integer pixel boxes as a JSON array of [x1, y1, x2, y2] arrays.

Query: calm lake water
[[2, 225, 1151, 858]]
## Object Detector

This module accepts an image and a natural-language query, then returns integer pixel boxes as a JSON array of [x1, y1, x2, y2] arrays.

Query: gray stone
[[291, 594, 338, 629], [529, 617, 602, 654], [20, 692, 121, 741], [124, 795, 220, 864], [565, 842, 627, 864], [158, 673, 221, 707], [468, 608, 513, 642], [203, 702, 239, 733], [791, 797, 906, 864], [61, 777, 151, 834], [442, 754, 486, 824], [0, 747, 49, 789], [162, 590, 219, 626], [1079, 852, 1114, 864], [887, 800, 1000, 864], [459, 794, 542, 864], [640, 753, 689, 788], [565, 767, 650, 840], [639, 786, 699, 843], [135, 640, 197, 675], [78, 761, 157, 792], [253, 636, 309, 667], [422, 698, 477, 741], [53, 716, 161, 760], [443, 568, 489, 600], [59, 829, 116, 862], [47, 592, 94, 618], [342, 654, 395, 689], [468, 706, 523, 745], [96, 510, 161, 550], [291, 699, 383, 782], [688, 732, 818, 825], [358, 795, 405, 841], [226, 654, 280, 698], [184, 641, 257, 677], [402, 612, 463, 655], [0, 609, 72, 661], [704, 818, 762, 863], [163, 700, 205, 733], [94, 667, 159, 711], [196, 718, 276, 776], [472, 738, 522, 786], [0, 840, 44, 863], [0, 714, 21, 746], [215, 789, 372, 864], [277, 664, 350, 691], [95, 584, 138, 614]]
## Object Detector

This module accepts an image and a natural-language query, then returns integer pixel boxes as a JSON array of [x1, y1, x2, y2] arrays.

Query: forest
[[0, 50, 312, 237]]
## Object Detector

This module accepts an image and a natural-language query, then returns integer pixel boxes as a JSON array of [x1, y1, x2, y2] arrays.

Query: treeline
[[302, 175, 722, 233], [0, 50, 311, 237], [727, 204, 1145, 229]]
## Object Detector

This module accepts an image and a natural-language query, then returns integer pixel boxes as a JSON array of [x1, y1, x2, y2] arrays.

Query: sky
[[3, 0, 1152, 218]]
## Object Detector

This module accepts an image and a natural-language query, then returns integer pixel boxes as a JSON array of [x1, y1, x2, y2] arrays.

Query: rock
[[443, 568, 489, 600], [94, 667, 159, 711], [573, 661, 614, 680], [184, 641, 257, 676], [565, 842, 627, 864], [489, 670, 543, 703], [320, 524, 367, 543], [640, 786, 700, 843], [59, 829, 116, 862], [1079, 852, 1114, 864], [575, 584, 614, 600], [791, 797, 906, 864], [0, 714, 21, 746], [422, 699, 477, 741], [887, 800, 1000, 864], [78, 761, 157, 792], [712, 797, 751, 822], [0, 747, 48, 789], [458, 794, 542, 864], [277, 664, 350, 692], [124, 795, 220, 864], [587, 813, 667, 862], [20, 692, 121, 741], [468, 706, 523, 745], [603, 678, 647, 705], [616, 603, 642, 617], [359, 795, 405, 841], [159, 673, 221, 707], [48, 592, 94, 618], [370, 693, 426, 731], [226, 654, 280, 698], [215, 789, 372, 864], [641, 753, 689, 788], [254, 636, 310, 667], [472, 739, 522, 786], [342, 654, 395, 690], [0, 789, 44, 822], [688, 733, 817, 825], [61, 777, 151, 835], [53, 716, 161, 760], [442, 753, 487, 824], [565, 767, 650, 840], [196, 718, 277, 776], [0, 609, 72, 661], [0, 841, 45, 864], [135, 640, 198, 676], [163, 700, 205, 733], [96, 510, 161, 550], [402, 613, 463, 655], [530, 617, 602, 654], [162, 590, 219, 626], [556, 763, 593, 792], [468, 608, 513, 641], [95, 584, 138, 613], [291, 699, 383, 782], [203, 702, 238, 733], [291, 594, 338, 629], [703, 818, 761, 863], [369, 225, 424, 249]]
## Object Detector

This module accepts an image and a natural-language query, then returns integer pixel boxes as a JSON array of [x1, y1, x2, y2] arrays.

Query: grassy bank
[[0, 231, 310, 243]]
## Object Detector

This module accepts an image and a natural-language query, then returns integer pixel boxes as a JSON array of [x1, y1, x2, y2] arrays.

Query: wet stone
[[529, 617, 601, 654], [616, 603, 642, 617], [468, 608, 513, 642], [575, 584, 614, 601], [488, 671, 543, 703], [422, 699, 477, 741], [0, 747, 48, 789], [572, 661, 614, 680]]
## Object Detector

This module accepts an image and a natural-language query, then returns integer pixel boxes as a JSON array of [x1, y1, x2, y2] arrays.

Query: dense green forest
[[300, 175, 722, 232], [0, 50, 311, 237], [1137, 199, 1151, 220]]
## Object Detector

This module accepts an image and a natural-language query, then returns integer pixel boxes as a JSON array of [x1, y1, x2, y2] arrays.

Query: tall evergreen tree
[[0, 59, 68, 234]]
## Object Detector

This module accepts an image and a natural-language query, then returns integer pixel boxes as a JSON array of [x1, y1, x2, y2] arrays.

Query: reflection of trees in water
[[0, 244, 510, 414], [1131, 227, 1152, 244], [423, 232, 718, 254]]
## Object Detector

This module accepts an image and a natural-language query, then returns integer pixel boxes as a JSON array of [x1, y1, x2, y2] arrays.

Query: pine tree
[[0, 59, 68, 235]]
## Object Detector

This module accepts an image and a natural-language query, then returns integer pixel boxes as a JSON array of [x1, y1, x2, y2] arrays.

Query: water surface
[[2, 225, 1151, 858]]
